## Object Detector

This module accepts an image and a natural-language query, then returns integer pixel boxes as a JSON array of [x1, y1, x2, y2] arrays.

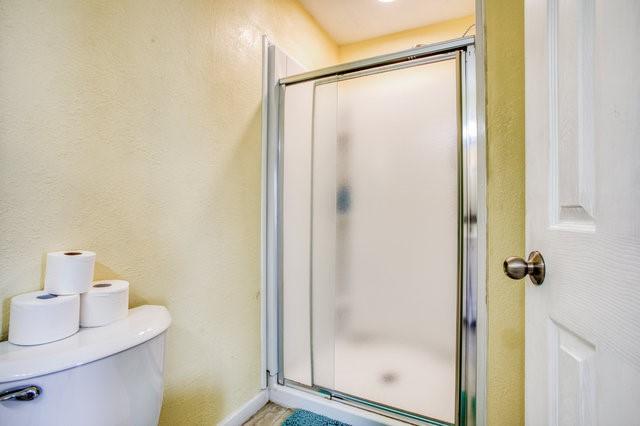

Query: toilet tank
[[0, 305, 171, 426]]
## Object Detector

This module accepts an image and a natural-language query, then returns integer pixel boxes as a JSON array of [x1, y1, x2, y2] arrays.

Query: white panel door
[[525, 0, 640, 425]]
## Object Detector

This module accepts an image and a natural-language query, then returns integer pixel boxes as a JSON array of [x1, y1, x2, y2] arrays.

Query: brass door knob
[[503, 251, 545, 285]]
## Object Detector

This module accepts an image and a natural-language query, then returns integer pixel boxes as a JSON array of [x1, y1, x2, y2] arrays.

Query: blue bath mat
[[282, 409, 350, 426]]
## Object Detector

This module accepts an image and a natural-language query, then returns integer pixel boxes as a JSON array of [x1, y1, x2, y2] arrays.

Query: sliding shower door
[[280, 50, 468, 425]]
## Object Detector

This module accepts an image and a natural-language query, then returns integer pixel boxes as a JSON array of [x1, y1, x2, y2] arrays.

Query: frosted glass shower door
[[311, 57, 460, 423]]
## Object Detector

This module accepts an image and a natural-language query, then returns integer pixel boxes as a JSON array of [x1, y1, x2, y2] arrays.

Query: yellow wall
[[0, 0, 337, 423], [484, 0, 525, 425], [339, 15, 475, 63]]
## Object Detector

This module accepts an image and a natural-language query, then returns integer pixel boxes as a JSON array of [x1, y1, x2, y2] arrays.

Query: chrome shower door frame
[[266, 37, 483, 426]]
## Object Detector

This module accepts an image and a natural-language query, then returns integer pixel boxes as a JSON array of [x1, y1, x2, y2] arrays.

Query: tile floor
[[243, 402, 293, 426]]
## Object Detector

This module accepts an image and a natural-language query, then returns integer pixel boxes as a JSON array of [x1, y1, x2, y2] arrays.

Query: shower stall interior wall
[[268, 38, 479, 426]]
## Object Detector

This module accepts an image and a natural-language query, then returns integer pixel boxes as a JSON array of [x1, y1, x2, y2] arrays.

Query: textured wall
[[339, 15, 475, 63], [484, 0, 525, 424], [0, 0, 337, 423]]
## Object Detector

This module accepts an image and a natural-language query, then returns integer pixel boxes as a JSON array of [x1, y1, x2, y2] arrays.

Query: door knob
[[503, 251, 545, 285]]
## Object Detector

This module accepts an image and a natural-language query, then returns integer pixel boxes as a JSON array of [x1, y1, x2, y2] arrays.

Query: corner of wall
[[484, 0, 526, 425]]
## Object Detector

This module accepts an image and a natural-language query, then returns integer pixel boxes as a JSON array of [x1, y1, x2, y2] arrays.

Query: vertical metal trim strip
[[276, 81, 286, 384], [471, 2, 488, 423], [456, 50, 465, 426], [461, 46, 480, 426], [260, 35, 270, 390]]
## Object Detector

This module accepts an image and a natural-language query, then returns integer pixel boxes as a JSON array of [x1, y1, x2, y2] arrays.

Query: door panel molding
[[548, 0, 596, 231]]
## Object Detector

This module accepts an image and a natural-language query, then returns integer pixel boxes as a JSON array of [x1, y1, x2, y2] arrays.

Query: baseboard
[[218, 390, 269, 426]]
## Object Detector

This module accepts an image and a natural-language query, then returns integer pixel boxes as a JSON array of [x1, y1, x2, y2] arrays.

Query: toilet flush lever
[[0, 385, 42, 402]]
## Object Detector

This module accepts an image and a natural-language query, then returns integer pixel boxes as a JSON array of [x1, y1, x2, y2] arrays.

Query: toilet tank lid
[[0, 305, 171, 383]]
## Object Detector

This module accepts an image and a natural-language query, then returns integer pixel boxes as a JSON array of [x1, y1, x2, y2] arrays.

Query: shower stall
[[263, 37, 482, 426]]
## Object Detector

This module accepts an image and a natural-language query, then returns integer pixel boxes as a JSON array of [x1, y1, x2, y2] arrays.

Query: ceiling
[[298, 0, 475, 45]]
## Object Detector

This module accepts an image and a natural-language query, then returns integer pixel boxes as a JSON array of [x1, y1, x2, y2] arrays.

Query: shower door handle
[[503, 251, 545, 285]]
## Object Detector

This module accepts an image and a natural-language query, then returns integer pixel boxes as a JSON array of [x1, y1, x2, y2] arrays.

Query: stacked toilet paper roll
[[80, 280, 129, 327], [9, 291, 80, 345], [8, 249, 132, 345], [44, 251, 96, 295]]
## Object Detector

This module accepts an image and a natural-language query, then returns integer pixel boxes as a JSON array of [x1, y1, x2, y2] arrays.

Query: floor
[[243, 403, 293, 426]]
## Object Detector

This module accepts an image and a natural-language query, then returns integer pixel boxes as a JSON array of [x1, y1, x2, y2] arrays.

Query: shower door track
[[279, 36, 474, 85], [266, 36, 482, 426], [283, 378, 453, 426]]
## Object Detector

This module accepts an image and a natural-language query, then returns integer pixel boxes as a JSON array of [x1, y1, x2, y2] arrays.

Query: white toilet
[[0, 305, 171, 426]]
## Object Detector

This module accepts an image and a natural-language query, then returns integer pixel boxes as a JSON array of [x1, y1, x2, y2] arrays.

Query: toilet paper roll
[[9, 291, 80, 345], [44, 250, 96, 295], [80, 280, 129, 327]]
